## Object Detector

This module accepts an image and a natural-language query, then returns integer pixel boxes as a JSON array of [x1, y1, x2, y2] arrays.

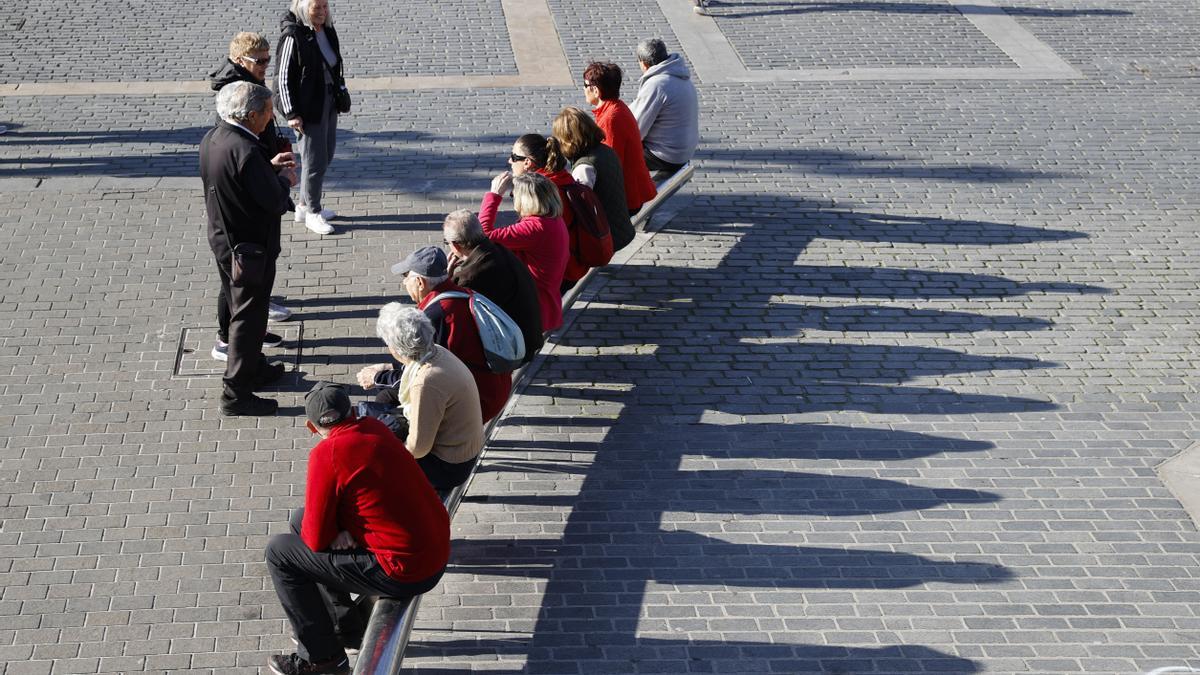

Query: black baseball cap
[[305, 381, 351, 427]]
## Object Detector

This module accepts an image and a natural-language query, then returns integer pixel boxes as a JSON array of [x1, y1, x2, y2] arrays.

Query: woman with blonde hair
[[478, 171, 569, 332]]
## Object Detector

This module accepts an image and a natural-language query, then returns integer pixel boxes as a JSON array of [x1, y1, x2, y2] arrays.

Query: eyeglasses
[[241, 55, 271, 65], [509, 152, 528, 163], [583, 81, 595, 88]]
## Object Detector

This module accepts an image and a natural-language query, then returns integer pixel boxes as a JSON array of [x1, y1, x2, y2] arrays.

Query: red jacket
[[594, 99, 657, 211], [479, 191, 569, 331], [419, 280, 512, 422], [301, 416, 450, 582]]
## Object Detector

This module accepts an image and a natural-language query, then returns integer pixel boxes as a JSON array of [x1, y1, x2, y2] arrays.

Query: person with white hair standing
[[201, 81, 298, 416], [276, 0, 345, 235]]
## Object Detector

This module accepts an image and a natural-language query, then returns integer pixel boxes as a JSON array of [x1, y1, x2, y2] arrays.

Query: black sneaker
[[263, 332, 284, 348], [219, 393, 279, 417], [253, 362, 287, 389], [268, 653, 349, 675]]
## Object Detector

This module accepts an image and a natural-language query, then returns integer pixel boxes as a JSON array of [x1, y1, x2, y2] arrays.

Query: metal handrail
[[353, 163, 694, 674]]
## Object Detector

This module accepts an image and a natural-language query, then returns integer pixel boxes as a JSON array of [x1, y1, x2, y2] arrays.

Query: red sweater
[[301, 416, 450, 582], [479, 191, 569, 331], [594, 99, 657, 211], [419, 280, 512, 423]]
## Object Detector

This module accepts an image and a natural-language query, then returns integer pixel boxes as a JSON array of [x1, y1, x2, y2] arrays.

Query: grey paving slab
[[2, 0, 1200, 673], [1, 0, 515, 84]]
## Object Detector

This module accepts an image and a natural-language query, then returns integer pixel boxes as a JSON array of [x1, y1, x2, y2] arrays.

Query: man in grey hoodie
[[630, 39, 700, 181]]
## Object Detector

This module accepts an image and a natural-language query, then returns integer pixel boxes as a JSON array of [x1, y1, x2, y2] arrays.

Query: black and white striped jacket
[[274, 11, 343, 123]]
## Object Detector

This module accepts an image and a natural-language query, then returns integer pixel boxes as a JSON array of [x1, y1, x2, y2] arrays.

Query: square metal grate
[[173, 323, 304, 377]]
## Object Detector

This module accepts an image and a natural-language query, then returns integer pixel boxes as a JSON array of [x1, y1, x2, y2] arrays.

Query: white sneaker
[[294, 203, 307, 223], [317, 207, 336, 219], [211, 341, 229, 362], [304, 212, 335, 235], [268, 302, 293, 322]]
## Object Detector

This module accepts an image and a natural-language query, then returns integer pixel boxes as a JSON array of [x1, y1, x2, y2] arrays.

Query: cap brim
[[390, 261, 411, 275]]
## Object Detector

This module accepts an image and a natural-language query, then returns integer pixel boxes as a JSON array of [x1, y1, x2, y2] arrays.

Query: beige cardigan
[[405, 345, 484, 464]]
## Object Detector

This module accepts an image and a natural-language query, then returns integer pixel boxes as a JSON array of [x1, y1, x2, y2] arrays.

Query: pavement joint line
[[660, 0, 1082, 82], [0, 0, 572, 97]]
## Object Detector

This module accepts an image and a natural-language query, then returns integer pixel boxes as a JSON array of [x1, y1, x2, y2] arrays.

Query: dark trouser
[[266, 509, 445, 663], [417, 453, 477, 491], [216, 256, 276, 397], [643, 148, 685, 183]]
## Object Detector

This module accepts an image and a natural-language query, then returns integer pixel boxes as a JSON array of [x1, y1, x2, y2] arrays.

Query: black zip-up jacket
[[274, 11, 343, 122], [201, 121, 291, 261], [207, 59, 286, 156]]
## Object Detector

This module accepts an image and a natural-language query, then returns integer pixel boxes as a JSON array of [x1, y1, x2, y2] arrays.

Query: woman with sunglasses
[[276, 0, 344, 235]]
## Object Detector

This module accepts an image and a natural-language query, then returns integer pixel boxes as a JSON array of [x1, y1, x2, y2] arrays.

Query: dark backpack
[[560, 181, 614, 268]]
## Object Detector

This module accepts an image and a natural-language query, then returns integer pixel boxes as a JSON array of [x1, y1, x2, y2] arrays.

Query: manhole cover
[[174, 323, 304, 377]]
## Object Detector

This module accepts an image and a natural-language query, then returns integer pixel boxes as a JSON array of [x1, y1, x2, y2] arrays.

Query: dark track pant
[[265, 509, 444, 662]]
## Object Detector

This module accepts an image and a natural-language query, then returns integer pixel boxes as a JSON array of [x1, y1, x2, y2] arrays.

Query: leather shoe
[[253, 362, 287, 389], [220, 393, 278, 417]]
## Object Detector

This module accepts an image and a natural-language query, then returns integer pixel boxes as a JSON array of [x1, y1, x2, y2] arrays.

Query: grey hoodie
[[630, 53, 700, 165]]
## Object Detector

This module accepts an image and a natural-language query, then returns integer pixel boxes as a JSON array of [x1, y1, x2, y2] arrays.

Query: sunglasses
[[241, 55, 271, 65], [509, 152, 528, 163]]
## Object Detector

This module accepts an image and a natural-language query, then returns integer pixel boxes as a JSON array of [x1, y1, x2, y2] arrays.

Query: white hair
[[443, 209, 486, 247], [216, 81, 272, 123], [377, 303, 435, 362], [291, 0, 334, 28]]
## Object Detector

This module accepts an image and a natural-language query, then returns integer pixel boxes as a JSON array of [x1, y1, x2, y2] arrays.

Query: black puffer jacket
[[274, 12, 344, 123], [207, 59, 286, 156]]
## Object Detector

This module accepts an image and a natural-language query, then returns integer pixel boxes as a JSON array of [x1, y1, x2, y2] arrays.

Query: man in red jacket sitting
[[265, 382, 449, 675]]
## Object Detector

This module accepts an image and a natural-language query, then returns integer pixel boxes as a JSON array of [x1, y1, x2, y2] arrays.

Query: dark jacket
[[201, 121, 291, 260], [275, 12, 343, 122], [450, 239, 545, 363], [208, 59, 287, 157], [573, 144, 635, 251]]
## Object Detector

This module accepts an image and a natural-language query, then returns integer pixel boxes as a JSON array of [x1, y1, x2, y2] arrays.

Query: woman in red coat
[[583, 61, 657, 214], [479, 171, 569, 332]]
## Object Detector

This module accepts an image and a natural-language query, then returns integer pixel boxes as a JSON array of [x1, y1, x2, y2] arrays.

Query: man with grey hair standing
[[201, 80, 298, 416], [630, 38, 700, 181]]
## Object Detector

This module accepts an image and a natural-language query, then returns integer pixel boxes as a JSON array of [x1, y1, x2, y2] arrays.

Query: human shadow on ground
[[556, 304, 1052, 348], [703, 0, 1131, 20], [404, 639, 982, 674], [452, 532, 1011, 589], [465, 469, 1001, 516], [700, 147, 1070, 183], [485, 422, 993, 462], [418, 188, 1093, 672]]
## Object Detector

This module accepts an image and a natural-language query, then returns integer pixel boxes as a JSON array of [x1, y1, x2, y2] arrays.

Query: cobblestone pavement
[[2, 0, 1200, 673]]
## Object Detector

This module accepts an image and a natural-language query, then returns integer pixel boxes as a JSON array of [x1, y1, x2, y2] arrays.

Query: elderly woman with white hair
[[276, 0, 346, 235], [370, 303, 484, 491]]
